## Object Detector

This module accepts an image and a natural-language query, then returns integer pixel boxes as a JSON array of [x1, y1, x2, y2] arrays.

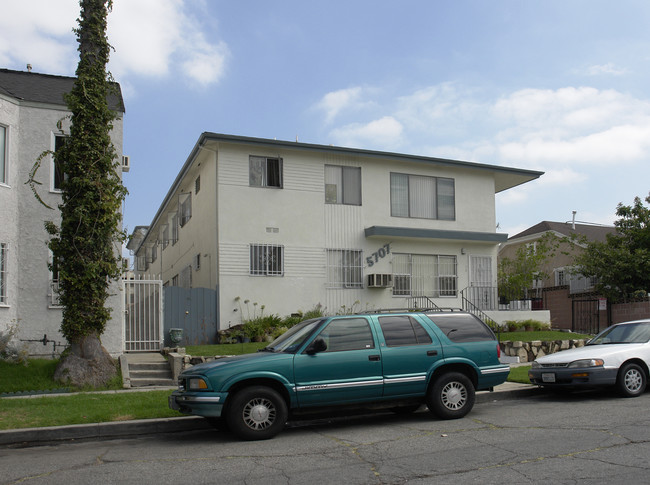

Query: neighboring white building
[[0, 68, 126, 357], [130, 133, 543, 333]]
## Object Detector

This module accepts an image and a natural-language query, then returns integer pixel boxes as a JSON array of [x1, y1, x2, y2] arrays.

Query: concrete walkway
[[0, 381, 540, 447]]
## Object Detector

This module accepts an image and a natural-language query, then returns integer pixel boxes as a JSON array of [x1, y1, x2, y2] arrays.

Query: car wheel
[[427, 372, 475, 420], [616, 363, 647, 397], [226, 386, 288, 440]]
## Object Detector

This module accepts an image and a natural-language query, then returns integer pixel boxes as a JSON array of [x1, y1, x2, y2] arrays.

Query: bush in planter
[[504, 319, 550, 332]]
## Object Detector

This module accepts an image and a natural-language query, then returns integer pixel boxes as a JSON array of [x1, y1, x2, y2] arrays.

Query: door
[[293, 317, 383, 406], [469, 255, 494, 310], [123, 278, 163, 352], [376, 315, 443, 397]]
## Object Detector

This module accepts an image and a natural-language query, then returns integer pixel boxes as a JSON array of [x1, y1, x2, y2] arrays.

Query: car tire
[[427, 372, 475, 420], [616, 363, 647, 397], [226, 386, 288, 440]]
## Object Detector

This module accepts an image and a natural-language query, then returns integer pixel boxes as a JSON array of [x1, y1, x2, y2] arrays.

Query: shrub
[[504, 319, 550, 332], [0, 324, 29, 365]]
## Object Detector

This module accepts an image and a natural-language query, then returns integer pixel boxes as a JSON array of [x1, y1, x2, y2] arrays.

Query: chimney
[[26, 64, 32, 72], [572, 211, 577, 230]]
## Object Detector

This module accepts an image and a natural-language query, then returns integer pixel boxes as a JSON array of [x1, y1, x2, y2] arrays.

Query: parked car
[[529, 319, 650, 397], [169, 310, 509, 440]]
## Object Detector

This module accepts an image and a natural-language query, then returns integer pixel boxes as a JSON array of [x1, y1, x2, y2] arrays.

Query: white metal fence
[[123, 277, 163, 352]]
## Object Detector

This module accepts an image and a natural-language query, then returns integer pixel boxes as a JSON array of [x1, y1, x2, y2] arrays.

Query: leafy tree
[[574, 194, 650, 302], [498, 232, 560, 300], [30, 0, 126, 387]]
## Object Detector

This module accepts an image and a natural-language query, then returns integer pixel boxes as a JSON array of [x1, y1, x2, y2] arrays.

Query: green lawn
[[507, 365, 532, 384], [498, 330, 592, 342]]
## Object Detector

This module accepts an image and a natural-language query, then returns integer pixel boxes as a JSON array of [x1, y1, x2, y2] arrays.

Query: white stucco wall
[[0, 93, 124, 357]]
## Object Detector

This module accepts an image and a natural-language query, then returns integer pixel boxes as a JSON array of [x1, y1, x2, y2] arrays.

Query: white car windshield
[[588, 322, 650, 345]]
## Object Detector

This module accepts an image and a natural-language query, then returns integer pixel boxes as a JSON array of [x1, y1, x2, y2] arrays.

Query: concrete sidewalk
[[0, 381, 540, 447]]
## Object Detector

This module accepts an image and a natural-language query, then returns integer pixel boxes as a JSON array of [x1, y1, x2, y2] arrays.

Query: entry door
[[469, 256, 493, 310]]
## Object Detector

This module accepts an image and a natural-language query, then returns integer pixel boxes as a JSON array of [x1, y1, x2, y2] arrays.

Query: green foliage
[[500, 330, 592, 342], [574, 193, 650, 302], [498, 232, 561, 299], [242, 314, 282, 341], [0, 324, 28, 365], [26, 1, 127, 344], [503, 319, 551, 332]]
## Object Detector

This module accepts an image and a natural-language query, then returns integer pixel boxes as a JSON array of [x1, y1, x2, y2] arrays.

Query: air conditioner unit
[[367, 273, 393, 288], [122, 155, 130, 172]]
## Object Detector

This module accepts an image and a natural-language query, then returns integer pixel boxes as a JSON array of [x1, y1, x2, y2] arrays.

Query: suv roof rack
[[357, 307, 466, 314]]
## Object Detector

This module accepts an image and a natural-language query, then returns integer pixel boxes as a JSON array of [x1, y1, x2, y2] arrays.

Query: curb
[[0, 385, 541, 447]]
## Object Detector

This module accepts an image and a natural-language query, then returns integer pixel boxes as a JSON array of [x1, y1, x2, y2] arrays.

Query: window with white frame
[[179, 193, 192, 227], [0, 125, 7, 185], [324, 165, 361, 205], [392, 253, 458, 297], [555, 267, 567, 286], [390, 173, 455, 220], [52, 135, 67, 191], [327, 249, 363, 288], [249, 155, 282, 188], [48, 250, 62, 307], [0, 243, 7, 304], [250, 244, 284, 276]]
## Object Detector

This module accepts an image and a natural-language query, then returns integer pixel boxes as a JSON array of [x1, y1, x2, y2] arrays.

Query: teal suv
[[169, 310, 509, 440]]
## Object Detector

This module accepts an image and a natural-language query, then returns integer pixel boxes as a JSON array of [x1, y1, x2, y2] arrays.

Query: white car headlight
[[567, 359, 604, 368]]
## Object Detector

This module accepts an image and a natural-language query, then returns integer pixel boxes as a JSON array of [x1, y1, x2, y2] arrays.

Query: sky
[[2, 0, 650, 242]]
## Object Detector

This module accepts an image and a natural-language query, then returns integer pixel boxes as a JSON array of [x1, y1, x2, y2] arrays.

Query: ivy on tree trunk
[[45, 0, 127, 386]]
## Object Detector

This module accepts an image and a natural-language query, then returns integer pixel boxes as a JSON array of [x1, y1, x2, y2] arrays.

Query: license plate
[[542, 373, 556, 383]]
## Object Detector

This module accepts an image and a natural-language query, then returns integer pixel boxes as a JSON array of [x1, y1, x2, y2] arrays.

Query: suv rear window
[[426, 313, 495, 342]]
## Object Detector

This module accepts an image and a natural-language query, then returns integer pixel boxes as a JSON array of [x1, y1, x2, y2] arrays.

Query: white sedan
[[528, 319, 650, 397]]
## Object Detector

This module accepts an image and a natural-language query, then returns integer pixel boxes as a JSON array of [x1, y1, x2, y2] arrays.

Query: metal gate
[[123, 278, 163, 351], [572, 299, 599, 334]]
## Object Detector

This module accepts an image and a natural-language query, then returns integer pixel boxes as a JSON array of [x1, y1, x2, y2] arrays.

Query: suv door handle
[[369, 355, 381, 361], [427, 350, 438, 356]]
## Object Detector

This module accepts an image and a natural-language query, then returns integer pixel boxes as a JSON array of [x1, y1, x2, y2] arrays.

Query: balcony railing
[[461, 286, 544, 312]]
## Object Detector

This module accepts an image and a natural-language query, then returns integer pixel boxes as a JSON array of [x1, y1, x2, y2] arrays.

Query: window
[[250, 244, 284, 276], [325, 165, 361, 205], [194, 253, 201, 271], [171, 274, 179, 287], [180, 265, 192, 288], [171, 213, 179, 245], [392, 253, 458, 297], [48, 250, 61, 307], [161, 225, 169, 250], [0, 243, 7, 304], [390, 173, 455, 220], [378, 316, 432, 346], [426, 313, 495, 342], [151, 243, 157, 263], [250, 156, 282, 188], [195, 175, 201, 194], [555, 268, 566, 286], [52, 135, 67, 191], [0, 125, 6, 185], [327, 249, 363, 288], [179, 193, 192, 227], [316, 318, 375, 352]]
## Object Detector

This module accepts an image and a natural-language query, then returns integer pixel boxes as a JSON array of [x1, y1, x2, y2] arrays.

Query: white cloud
[[316, 87, 363, 123], [585, 63, 628, 76], [0, 0, 78, 74], [0, 0, 228, 87], [330, 116, 403, 149]]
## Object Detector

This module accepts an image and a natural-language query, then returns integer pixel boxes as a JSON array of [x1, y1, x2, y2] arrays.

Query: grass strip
[[0, 391, 177, 430], [507, 365, 532, 384]]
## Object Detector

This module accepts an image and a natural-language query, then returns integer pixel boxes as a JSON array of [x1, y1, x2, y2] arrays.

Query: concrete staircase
[[121, 353, 175, 388]]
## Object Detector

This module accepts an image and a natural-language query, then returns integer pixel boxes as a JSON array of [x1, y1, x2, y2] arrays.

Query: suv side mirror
[[306, 337, 327, 355]]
